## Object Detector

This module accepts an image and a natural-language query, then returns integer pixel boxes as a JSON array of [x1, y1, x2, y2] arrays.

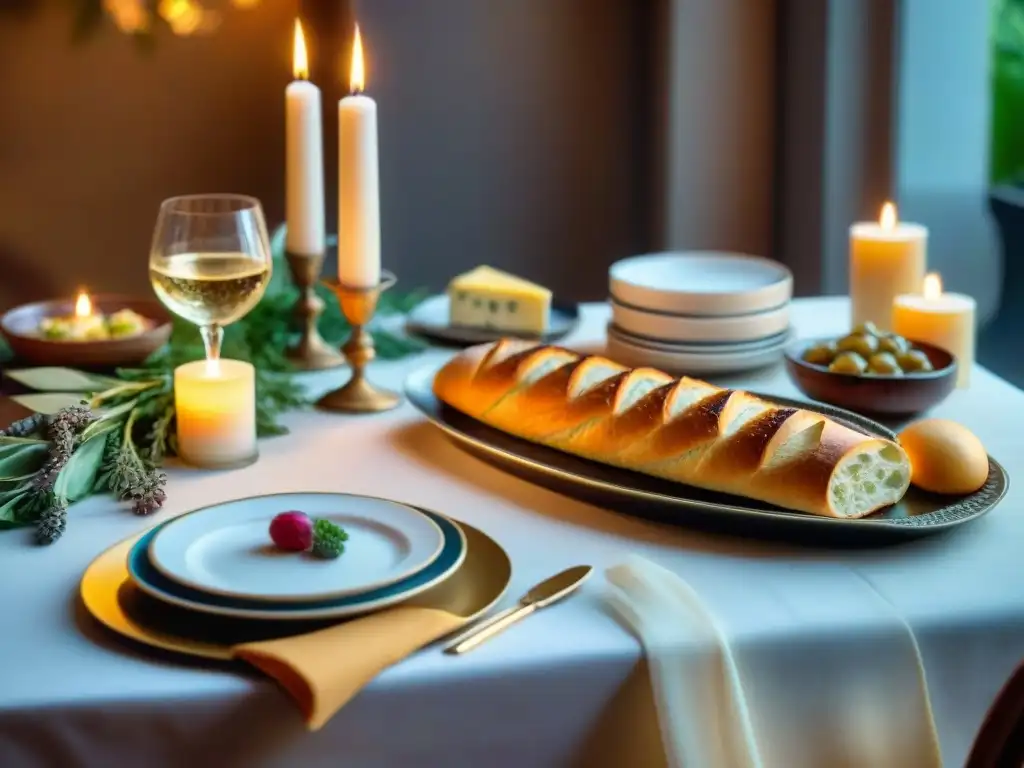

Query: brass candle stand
[[316, 271, 403, 413], [284, 250, 346, 370]]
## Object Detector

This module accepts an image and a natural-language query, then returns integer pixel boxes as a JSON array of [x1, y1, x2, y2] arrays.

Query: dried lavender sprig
[[35, 494, 68, 545], [53, 405, 95, 433], [33, 421, 74, 492], [32, 405, 95, 492], [109, 425, 168, 516], [129, 471, 167, 516], [0, 412, 47, 439]]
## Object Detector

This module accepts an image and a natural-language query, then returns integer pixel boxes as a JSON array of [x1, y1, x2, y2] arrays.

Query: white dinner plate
[[609, 251, 793, 316], [608, 323, 793, 353], [148, 494, 445, 603], [610, 297, 790, 343], [606, 325, 792, 374]]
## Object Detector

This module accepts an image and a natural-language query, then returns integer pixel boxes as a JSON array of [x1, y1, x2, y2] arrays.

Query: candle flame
[[880, 202, 897, 230], [923, 272, 943, 300], [293, 19, 309, 80], [350, 23, 365, 94], [75, 291, 92, 318]]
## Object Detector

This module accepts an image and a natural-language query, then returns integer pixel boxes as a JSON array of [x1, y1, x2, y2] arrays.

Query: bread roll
[[433, 340, 912, 518]]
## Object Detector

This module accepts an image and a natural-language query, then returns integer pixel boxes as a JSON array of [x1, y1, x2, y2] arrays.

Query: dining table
[[0, 296, 1021, 768]]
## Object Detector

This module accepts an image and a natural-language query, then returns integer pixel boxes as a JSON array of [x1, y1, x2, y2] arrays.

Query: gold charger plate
[[80, 508, 512, 661]]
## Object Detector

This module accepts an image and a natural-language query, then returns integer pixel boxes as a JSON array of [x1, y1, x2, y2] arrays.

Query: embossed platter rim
[[404, 364, 1008, 540]]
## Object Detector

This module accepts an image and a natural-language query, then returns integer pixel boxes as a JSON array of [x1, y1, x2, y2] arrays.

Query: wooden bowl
[[784, 336, 957, 416], [1, 295, 172, 368]]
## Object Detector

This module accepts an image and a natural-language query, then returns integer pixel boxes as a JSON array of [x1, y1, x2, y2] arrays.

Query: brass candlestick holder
[[284, 250, 346, 370], [316, 271, 403, 413]]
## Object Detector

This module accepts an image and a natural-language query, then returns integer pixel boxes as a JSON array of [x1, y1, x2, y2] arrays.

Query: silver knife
[[444, 565, 593, 655]]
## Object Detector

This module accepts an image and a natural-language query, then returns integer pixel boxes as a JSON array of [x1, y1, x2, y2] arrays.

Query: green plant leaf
[[0, 490, 30, 530], [81, 410, 129, 443], [0, 441, 48, 480], [0, 436, 48, 447], [12, 392, 87, 415], [265, 223, 291, 298], [5, 367, 122, 392], [54, 434, 106, 504]]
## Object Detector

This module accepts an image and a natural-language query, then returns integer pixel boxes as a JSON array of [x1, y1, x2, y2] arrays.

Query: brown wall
[[0, 2, 295, 308], [0, 0, 654, 310]]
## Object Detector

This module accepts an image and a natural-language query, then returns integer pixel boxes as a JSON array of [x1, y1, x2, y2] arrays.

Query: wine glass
[[149, 194, 273, 362]]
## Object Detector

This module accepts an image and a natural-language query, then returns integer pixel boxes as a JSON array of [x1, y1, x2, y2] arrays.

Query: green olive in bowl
[[898, 349, 934, 373], [867, 352, 904, 376], [835, 333, 879, 359], [877, 334, 910, 356], [828, 351, 868, 375], [851, 321, 881, 337], [802, 341, 838, 366]]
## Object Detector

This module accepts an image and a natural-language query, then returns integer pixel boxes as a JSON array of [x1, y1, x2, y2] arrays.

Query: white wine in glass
[[151, 253, 270, 327], [149, 195, 272, 361]]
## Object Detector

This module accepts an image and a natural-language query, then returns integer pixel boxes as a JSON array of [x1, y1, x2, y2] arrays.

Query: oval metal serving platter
[[404, 364, 1008, 544]]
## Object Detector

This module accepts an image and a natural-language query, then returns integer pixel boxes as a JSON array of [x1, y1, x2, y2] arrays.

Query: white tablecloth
[[0, 298, 1021, 767]]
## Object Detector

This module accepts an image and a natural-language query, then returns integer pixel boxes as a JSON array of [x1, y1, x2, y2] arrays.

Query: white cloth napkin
[[604, 556, 943, 768], [606, 557, 763, 768]]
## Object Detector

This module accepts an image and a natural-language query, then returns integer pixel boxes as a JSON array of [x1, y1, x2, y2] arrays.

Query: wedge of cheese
[[447, 265, 552, 335]]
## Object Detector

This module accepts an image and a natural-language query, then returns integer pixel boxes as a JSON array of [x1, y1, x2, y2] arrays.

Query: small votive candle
[[850, 202, 927, 332], [893, 273, 975, 388], [174, 359, 258, 469]]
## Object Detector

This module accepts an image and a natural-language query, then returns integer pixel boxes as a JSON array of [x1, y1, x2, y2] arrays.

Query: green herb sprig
[[312, 518, 348, 559]]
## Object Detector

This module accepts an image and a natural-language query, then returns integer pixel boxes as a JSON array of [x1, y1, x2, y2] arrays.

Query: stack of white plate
[[607, 252, 794, 375]]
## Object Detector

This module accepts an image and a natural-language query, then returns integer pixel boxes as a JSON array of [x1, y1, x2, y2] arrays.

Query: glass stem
[[201, 324, 223, 362]]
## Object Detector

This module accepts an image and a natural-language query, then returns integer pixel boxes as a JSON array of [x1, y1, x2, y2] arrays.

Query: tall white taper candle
[[337, 23, 381, 287], [285, 19, 326, 256]]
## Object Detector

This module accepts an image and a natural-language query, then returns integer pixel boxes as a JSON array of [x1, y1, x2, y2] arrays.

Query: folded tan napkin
[[234, 606, 463, 731], [227, 517, 512, 730]]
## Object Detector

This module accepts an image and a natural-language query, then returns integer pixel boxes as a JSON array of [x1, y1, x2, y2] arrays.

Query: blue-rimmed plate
[[127, 495, 467, 621], [148, 494, 445, 603]]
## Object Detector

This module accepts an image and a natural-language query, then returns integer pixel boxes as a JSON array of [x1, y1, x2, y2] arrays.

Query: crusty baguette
[[433, 340, 911, 518]]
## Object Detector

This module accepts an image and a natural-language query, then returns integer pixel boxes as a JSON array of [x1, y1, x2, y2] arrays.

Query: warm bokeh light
[[923, 272, 943, 300], [293, 19, 309, 80], [75, 291, 92, 318], [880, 202, 897, 230], [103, 0, 150, 33], [102, 0, 257, 37], [350, 23, 365, 93], [158, 0, 204, 36]]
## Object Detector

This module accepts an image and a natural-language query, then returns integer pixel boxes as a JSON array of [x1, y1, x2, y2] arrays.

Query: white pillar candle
[[893, 273, 976, 389], [286, 19, 326, 257], [337, 23, 381, 288], [174, 360, 258, 469], [849, 202, 927, 332]]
